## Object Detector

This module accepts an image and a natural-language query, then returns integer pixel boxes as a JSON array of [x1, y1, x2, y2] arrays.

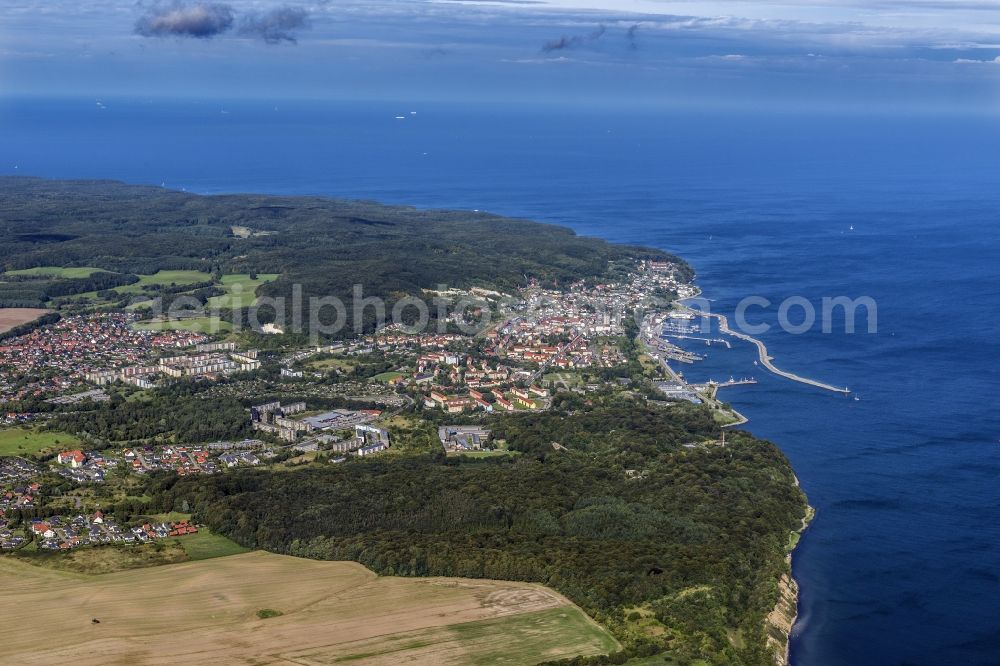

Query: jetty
[[665, 334, 732, 348], [678, 305, 851, 395]]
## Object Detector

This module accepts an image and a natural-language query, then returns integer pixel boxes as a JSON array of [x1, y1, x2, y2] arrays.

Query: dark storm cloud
[[542, 24, 606, 52], [239, 6, 310, 44], [135, 1, 235, 39]]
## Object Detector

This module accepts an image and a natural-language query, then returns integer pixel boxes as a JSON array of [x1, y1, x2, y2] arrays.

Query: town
[[0, 257, 738, 559]]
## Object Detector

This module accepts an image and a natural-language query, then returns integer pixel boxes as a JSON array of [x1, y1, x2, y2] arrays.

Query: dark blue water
[[3, 98, 1000, 665]]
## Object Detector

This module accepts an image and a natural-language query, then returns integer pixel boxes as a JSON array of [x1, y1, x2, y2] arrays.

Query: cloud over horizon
[[239, 6, 310, 44], [5, 0, 1000, 110], [135, 1, 310, 44], [135, 1, 235, 39]]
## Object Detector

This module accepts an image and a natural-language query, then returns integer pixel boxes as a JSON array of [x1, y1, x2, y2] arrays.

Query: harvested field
[[0, 551, 619, 665], [0, 307, 51, 333]]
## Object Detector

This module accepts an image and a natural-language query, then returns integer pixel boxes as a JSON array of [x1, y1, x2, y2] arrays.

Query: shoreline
[[671, 285, 815, 665], [767, 499, 815, 665]]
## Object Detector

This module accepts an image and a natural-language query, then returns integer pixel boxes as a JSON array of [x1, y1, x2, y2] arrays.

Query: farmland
[[0, 307, 53, 333], [0, 551, 618, 665]]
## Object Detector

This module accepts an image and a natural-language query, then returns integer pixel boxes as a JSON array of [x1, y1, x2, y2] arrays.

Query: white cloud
[[953, 55, 1000, 63]]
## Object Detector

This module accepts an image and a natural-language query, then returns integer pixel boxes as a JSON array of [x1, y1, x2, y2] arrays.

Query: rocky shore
[[766, 504, 815, 665]]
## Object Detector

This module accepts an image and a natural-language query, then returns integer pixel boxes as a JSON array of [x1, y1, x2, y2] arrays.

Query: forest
[[0, 177, 690, 329], [152, 402, 807, 665]]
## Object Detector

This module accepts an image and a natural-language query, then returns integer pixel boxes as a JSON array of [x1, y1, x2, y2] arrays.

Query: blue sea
[[3, 98, 1000, 665]]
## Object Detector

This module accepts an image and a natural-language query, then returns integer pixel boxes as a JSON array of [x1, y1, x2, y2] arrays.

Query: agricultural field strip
[[0, 551, 616, 665]]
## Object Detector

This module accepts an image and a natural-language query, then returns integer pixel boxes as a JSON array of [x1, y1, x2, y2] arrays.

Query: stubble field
[[0, 550, 619, 665], [0, 307, 51, 333]]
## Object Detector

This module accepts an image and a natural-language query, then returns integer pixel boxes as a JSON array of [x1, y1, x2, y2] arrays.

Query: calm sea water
[[3, 98, 1000, 665]]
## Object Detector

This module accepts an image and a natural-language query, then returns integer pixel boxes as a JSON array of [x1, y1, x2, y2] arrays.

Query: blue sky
[[2, 0, 999, 112]]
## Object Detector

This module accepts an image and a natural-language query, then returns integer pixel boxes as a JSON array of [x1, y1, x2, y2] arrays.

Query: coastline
[[767, 488, 815, 665], [3, 177, 818, 664], [673, 285, 814, 665]]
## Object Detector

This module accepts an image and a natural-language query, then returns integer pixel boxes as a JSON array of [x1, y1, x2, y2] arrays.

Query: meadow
[[113, 270, 212, 294], [6, 266, 106, 279], [205, 273, 280, 309], [0, 427, 80, 456], [66, 269, 214, 305], [177, 530, 250, 561]]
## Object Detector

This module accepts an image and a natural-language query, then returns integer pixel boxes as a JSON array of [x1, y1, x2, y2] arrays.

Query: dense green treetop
[[0, 178, 690, 319]]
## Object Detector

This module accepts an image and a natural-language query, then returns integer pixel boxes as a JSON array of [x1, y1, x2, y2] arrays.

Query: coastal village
[[0, 258, 740, 558]]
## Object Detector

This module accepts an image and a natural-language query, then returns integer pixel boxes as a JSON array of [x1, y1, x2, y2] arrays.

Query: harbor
[[674, 305, 851, 395], [639, 298, 850, 431]]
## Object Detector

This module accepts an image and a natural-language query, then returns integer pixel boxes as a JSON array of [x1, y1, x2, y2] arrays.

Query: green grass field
[[373, 370, 406, 383], [321, 606, 619, 665], [114, 269, 213, 294], [206, 273, 280, 309], [178, 530, 250, 561], [124, 298, 155, 311], [309, 357, 360, 371], [0, 428, 80, 456], [712, 409, 742, 425], [141, 514, 247, 562], [62, 270, 213, 304], [132, 316, 232, 333], [543, 371, 584, 388], [5, 266, 107, 279]]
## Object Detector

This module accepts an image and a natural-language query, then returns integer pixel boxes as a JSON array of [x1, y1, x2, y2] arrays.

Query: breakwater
[[679, 305, 851, 395]]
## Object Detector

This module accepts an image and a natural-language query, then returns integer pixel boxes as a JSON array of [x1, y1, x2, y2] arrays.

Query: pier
[[678, 306, 851, 395], [664, 334, 732, 349]]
